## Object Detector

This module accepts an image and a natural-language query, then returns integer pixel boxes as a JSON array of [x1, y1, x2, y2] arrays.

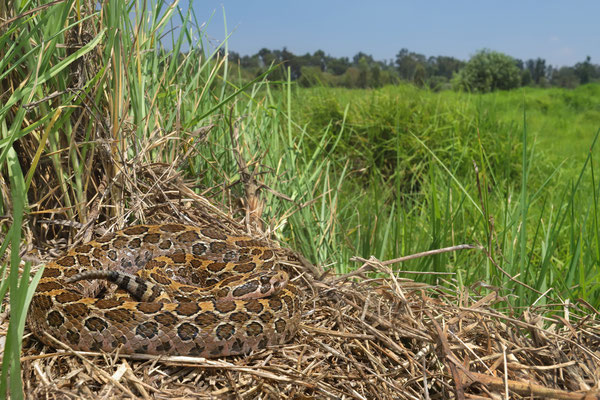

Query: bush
[[454, 49, 521, 92]]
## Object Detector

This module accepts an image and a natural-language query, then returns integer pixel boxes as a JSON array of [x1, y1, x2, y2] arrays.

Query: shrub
[[454, 49, 521, 92]]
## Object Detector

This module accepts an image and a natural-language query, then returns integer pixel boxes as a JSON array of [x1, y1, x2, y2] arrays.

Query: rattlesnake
[[27, 224, 301, 357]]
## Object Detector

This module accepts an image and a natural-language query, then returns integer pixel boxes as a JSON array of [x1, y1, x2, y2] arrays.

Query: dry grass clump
[[13, 164, 600, 399]]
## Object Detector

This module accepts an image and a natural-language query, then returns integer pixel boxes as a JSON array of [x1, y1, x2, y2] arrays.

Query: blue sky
[[177, 1, 599, 67]]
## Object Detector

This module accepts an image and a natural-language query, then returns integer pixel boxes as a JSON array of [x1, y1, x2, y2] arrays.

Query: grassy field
[[1, 1, 599, 396], [286, 84, 599, 302]]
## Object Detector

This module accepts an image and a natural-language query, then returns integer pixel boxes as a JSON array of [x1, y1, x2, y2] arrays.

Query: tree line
[[225, 47, 600, 92]]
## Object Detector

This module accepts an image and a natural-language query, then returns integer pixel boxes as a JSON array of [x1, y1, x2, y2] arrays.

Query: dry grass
[[11, 164, 600, 399]]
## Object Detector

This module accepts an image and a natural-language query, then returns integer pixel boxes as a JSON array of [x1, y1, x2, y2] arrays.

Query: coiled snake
[[28, 224, 301, 357]]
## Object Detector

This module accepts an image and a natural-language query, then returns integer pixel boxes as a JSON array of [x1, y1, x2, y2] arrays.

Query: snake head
[[227, 269, 289, 300]]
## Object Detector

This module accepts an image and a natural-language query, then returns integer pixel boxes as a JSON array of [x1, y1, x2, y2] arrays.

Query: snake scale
[[28, 224, 301, 357]]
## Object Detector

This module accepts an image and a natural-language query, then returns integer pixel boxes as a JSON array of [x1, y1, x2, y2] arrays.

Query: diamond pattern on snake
[[28, 224, 302, 357]]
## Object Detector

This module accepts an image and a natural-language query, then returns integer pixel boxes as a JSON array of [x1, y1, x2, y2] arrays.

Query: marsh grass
[[290, 84, 600, 307]]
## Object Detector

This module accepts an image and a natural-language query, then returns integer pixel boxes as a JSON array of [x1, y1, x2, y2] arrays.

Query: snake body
[[28, 224, 301, 357]]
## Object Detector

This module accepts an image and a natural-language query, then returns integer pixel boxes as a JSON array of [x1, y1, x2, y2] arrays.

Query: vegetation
[[288, 83, 600, 294], [1, 0, 599, 397], [229, 47, 600, 92], [453, 49, 521, 92]]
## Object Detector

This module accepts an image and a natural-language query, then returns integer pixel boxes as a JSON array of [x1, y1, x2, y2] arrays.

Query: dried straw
[[14, 164, 600, 399]]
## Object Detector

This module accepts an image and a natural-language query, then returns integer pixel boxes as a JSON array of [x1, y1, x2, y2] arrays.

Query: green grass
[[480, 85, 600, 161], [1, 0, 599, 396], [286, 83, 600, 307], [0, 1, 101, 396]]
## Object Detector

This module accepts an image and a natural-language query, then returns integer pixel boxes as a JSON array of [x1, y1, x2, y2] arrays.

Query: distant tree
[[551, 67, 580, 88], [280, 47, 301, 79], [537, 64, 552, 87], [454, 49, 521, 92], [521, 69, 532, 86], [257, 48, 276, 68], [343, 67, 360, 87], [427, 56, 464, 80], [413, 64, 426, 86], [395, 48, 426, 81], [313, 50, 327, 71], [357, 56, 369, 88], [328, 57, 351, 75], [514, 58, 524, 70], [228, 51, 241, 63], [371, 64, 381, 87], [525, 58, 548, 84], [230, 46, 600, 90], [574, 56, 594, 84], [534, 59, 547, 83], [381, 69, 399, 86], [296, 52, 312, 71], [240, 54, 260, 70]]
